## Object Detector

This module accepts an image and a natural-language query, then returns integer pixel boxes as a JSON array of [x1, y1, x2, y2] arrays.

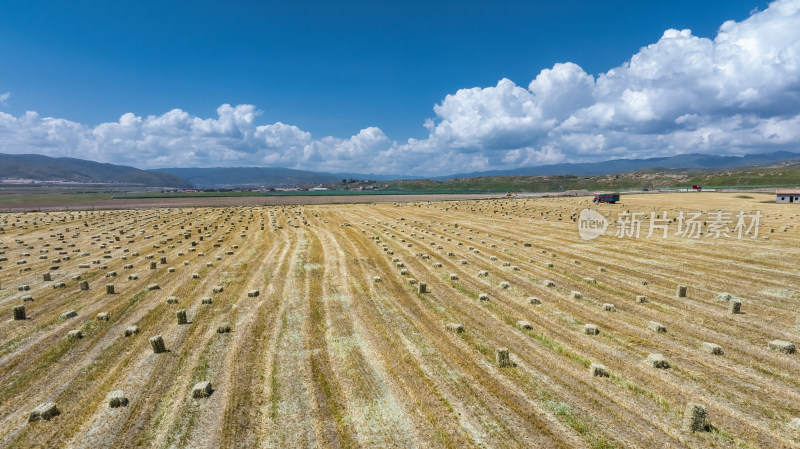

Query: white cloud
[[415, 0, 800, 171], [1, 0, 800, 176], [0, 92, 9, 107]]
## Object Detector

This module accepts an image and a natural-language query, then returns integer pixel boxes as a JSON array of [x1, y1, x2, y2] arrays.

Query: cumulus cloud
[[416, 0, 800, 169], [0, 92, 9, 107], [1, 0, 799, 175]]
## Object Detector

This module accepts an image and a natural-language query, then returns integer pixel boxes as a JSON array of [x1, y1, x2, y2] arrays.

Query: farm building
[[776, 188, 800, 203]]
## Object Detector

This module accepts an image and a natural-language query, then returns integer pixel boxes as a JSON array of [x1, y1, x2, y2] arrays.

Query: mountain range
[[0, 153, 192, 188], [435, 151, 800, 179], [1, 151, 798, 189], [152, 167, 344, 188]]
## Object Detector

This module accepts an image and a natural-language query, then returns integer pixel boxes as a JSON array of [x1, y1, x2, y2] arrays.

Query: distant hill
[[0, 153, 193, 188], [152, 167, 409, 188], [3, 150, 798, 190], [368, 161, 800, 193], [157, 151, 800, 188], [152, 167, 344, 188], [436, 151, 800, 179]]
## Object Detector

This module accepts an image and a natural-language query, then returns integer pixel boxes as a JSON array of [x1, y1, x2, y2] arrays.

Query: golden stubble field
[[0, 192, 798, 448]]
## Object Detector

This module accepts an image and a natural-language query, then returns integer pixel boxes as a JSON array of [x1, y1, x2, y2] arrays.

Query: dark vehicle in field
[[593, 193, 620, 204]]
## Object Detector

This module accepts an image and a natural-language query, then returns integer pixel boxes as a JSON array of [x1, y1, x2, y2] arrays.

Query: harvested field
[[1, 192, 799, 448], [0, 193, 504, 212]]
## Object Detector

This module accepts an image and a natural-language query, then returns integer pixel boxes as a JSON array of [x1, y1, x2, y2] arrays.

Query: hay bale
[[18, 284, 30, 291], [768, 340, 796, 354], [449, 273, 458, 280], [96, 312, 109, 321], [107, 390, 128, 408], [495, 347, 511, 367], [167, 267, 175, 273], [714, 292, 734, 302], [201, 297, 212, 305], [701, 342, 724, 355], [499, 281, 510, 289], [636, 295, 647, 303], [677, 285, 687, 297], [150, 335, 167, 353], [42, 273, 51, 282], [602, 303, 616, 312], [570, 291, 582, 300], [67, 330, 83, 340], [446, 323, 464, 333], [106, 284, 115, 294], [590, 363, 609, 377], [583, 278, 596, 284], [166, 296, 178, 304], [528, 297, 541, 305], [400, 268, 409, 276], [682, 403, 707, 432], [584, 324, 599, 335], [646, 353, 670, 369], [373, 276, 381, 283], [22, 295, 33, 302], [192, 273, 199, 279], [729, 299, 742, 314], [79, 280, 89, 291], [212, 285, 223, 293], [544, 262, 553, 268], [176, 309, 188, 325], [478, 293, 489, 301], [247, 289, 260, 298], [150, 261, 157, 270], [543, 280, 555, 287], [432, 262, 442, 268], [477, 270, 488, 277], [13, 305, 26, 320], [28, 402, 60, 422], [160, 256, 167, 264], [61, 310, 77, 320], [418, 282, 427, 293], [648, 321, 667, 333], [124, 325, 139, 337], [192, 381, 214, 398], [217, 323, 231, 333], [516, 320, 532, 330], [147, 284, 160, 291], [128, 274, 138, 280]]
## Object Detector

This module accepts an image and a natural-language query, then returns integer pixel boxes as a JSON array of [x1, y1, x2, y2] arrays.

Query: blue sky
[[2, 0, 798, 175]]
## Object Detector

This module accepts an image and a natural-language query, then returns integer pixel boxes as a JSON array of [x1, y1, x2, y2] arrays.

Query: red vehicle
[[593, 193, 620, 204], [692, 185, 702, 191]]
